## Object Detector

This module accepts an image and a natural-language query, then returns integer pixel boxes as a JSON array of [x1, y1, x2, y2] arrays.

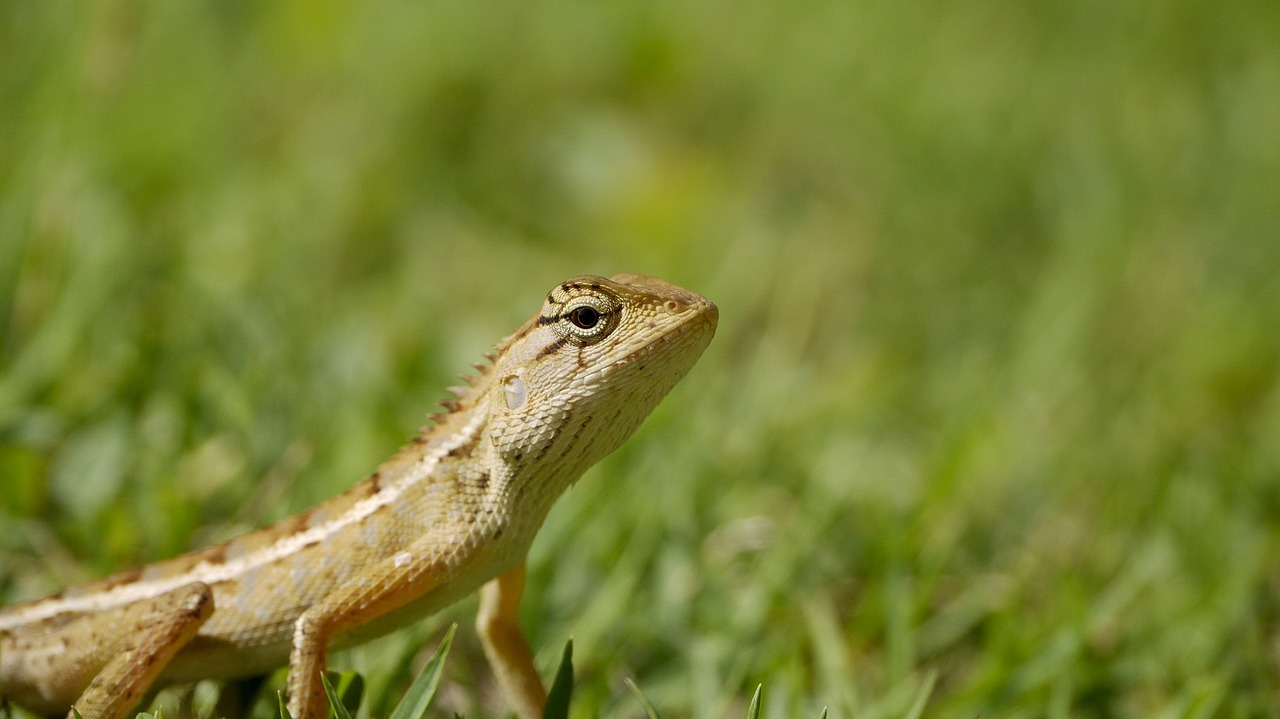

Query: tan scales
[[0, 274, 718, 719]]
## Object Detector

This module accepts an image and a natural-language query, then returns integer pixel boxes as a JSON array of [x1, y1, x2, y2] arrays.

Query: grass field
[[2, 1, 1279, 717]]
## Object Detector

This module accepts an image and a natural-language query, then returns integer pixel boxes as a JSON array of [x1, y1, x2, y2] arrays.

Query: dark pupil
[[568, 306, 600, 329]]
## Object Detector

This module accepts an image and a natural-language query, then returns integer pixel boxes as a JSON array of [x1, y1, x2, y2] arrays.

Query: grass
[[2, 0, 1279, 716]]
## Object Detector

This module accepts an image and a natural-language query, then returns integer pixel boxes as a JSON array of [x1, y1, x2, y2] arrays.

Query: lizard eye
[[568, 306, 600, 329], [555, 294, 619, 344]]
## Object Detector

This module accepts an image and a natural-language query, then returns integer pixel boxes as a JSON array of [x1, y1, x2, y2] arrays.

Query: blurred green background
[[2, 0, 1278, 716]]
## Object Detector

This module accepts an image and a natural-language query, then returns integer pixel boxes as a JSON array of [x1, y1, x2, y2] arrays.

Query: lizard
[[0, 273, 718, 719]]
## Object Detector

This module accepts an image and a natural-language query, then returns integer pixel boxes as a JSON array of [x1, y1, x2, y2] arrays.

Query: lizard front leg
[[477, 562, 545, 719], [286, 554, 449, 719]]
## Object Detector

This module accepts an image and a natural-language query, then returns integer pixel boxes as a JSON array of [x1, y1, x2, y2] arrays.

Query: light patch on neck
[[503, 372, 527, 410]]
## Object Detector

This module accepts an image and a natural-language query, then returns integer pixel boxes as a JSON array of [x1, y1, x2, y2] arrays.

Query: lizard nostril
[[664, 300, 685, 314]]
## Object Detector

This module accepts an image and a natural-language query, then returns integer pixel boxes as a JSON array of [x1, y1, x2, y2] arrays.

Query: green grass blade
[[542, 639, 574, 719], [321, 672, 354, 719], [278, 691, 293, 719], [334, 671, 365, 718], [388, 623, 457, 719], [745, 685, 762, 719], [624, 678, 661, 719], [903, 671, 936, 719]]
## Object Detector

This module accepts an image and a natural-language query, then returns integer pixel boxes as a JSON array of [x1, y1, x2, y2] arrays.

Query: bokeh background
[[2, 1, 1279, 716]]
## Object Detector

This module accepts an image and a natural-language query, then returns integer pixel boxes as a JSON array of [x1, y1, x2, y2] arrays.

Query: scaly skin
[[0, 274, 718, 719]]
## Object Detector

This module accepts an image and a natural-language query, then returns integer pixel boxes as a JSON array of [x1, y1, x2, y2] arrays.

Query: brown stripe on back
[[329, 470, 387, 503], [273, 509, 313, 537], [56, 464, 403, 596], [112, 567, 144, 586], [191, 542, 229, 566], [63, 567, 139, 597]]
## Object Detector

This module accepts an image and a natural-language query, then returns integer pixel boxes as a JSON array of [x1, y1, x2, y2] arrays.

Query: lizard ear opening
[[503, 373, 527, 410]]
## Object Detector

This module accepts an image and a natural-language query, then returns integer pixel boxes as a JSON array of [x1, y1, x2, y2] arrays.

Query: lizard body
[[0, 274, 717, 719]]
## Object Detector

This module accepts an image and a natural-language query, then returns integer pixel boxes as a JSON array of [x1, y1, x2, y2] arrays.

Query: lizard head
[[483, 274, 718, 481]]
